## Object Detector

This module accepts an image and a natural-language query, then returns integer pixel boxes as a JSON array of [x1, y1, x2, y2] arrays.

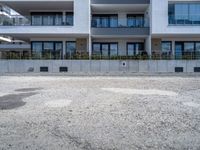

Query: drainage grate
[[59, 67, 68, 72], [175, 67, 183, 73], [40, 67, 48, 72], [194, 67, 200, 72]]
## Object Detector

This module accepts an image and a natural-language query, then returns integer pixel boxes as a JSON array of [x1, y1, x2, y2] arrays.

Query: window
[[31, 41, 63, 59], [43, 14, 54, 26], [110, 44, 118, 56], [31, 12, 71, 26], [169, 3, 200, 25], [55, 14, 63, 26], [43, 42, 54, 59], [66, 41, 76, 59], [175, 41, 200, 59], [32, 42, 42, 59], [92, 43, 101, 55], [161, 41, 172, 53], [195, 43, 200, 59], [92, 15, 118, 28], [127, 15, 144, 27], [66, 12, 74, 26], [32, 15, 42, 26], [55, 42, 63, 59], [92, 43, 118, 57], [184, 42, 195, 52], [127, 43, 144, 56]]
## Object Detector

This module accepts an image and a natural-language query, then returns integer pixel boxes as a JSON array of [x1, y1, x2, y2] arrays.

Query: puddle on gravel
[[0, 92, 38, 110], [15, 88, 43, 92], [102, 88, 178, 96]]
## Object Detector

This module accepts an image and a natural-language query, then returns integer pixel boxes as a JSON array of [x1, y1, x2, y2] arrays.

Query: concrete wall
[[0, 60, 200, 74]]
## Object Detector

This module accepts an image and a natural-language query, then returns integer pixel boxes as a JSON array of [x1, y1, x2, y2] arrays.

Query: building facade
[[0, 0, 200, 73]]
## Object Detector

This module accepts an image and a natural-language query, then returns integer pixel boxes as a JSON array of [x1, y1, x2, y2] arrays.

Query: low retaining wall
[[0, 60, 200, 74]]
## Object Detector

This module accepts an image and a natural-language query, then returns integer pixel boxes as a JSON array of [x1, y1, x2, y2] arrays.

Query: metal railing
[[0, 15, 73, 26], [169, 15, 200, 25], [91, 18, 149, 28], [1, 51, 200, 60]]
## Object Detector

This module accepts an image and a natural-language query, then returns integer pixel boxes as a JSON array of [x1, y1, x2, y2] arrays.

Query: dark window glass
[[169, 3, 200, 25], [43, 42, 54, 59], [127, 15, 144, 27], [162, 41, 172, 53], [110, 44, 118, 56], [184, 42, 195, 52], [102, 44, 109, 57], [196, 42, 200, 59], [55, 42, 63, 59], [66, 12, 73, 26], [127, 43, 144, 56], [55, 14, 63, 25], [32, 42, 43, 59], [92, 15, 118, 28], [92, 43, 118, 57], [66, 41, 76, 59], [32, 15, 42, 25], [92, 43, 101, 55], [43, 14, 54, 26]]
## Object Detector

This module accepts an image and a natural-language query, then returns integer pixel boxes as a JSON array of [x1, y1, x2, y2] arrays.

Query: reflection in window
[[169, 3, 200, 24], [162, 41, 172, 53], [127, 15, 144, 27], [92, 15, 118, 28], [66, 12, 74, 26], [92, 43, 118, 58], [32, 15, 42, 26], [92, 43, 101, 55], [55, 42, 63, 59], [127, 43, 144, 56], [184, 42, 195, 52], [31, 41, 63, 59], [32, 42, 42, 59], [66, 41, 76, 59], [43, 42, 54, 59], [110, 44, 118, 56]]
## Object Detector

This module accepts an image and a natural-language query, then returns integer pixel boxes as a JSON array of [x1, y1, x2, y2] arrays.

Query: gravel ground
[[0, 76, 200, 150]]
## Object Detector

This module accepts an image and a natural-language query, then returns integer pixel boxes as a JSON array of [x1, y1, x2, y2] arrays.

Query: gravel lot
[[0, 76, 200, 150]]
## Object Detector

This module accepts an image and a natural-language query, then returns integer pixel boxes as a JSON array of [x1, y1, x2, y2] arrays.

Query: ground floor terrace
[[0, 76, 200, 149], [0, 36, 200, 60]]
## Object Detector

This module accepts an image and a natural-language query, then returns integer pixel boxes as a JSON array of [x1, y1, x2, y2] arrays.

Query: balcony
[[91, 18, 150, 36], [91, 0, 150, 4], [0, 14, 74, 26]]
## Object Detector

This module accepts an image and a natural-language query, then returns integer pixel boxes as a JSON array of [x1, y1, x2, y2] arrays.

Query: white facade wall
[[151, 0, 200, 35], [0, 0, 90, 35]]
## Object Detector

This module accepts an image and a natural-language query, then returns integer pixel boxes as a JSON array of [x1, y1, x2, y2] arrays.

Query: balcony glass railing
[[91, 18, 149, 28], [0, 15, 73, 26], [169, 15, 200, 25]]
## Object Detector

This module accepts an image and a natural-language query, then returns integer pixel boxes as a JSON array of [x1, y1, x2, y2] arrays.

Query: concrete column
[[88, 36, 92, 60], [172, 40, 175, 59], [63, 11, 66, 25], [118, 13, 127, 27], [145, 36, 152, 57], [62, 41, 66, 59]]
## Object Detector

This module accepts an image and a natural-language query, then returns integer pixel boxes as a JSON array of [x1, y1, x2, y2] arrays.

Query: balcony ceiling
[[0, 0, 73, 16], [91, 4, 149, 12]]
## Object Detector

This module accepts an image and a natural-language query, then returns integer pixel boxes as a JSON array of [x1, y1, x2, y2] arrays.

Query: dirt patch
[[0, 92, 37, 110]]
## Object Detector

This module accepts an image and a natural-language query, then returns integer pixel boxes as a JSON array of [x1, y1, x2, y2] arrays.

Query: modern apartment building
[[0, 0, 200, 73]]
